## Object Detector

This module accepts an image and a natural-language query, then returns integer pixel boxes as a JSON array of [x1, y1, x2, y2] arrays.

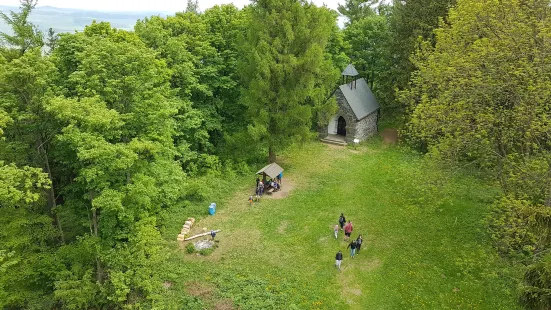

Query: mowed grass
[[164, 140, 520, 309]]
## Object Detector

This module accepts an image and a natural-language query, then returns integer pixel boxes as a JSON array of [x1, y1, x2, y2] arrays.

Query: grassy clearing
[[161, 139, 520, 309]]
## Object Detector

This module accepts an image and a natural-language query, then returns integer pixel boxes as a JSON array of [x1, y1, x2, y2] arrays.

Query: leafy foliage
[[0, 1, 345, 308], [385, 0, 455, 115], [338, 0, 378, 24], [241, 0, 339, 162], [0, 0, 44, 57], [344, 12, 390, 91], [135, 5, 248, 168], [403, 0, 551, 306]]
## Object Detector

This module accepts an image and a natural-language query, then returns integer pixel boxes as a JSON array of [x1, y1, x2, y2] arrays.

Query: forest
[[0, 0, 550, 308]]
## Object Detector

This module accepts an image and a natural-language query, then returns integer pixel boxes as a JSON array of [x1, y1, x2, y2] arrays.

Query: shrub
[[185, 243, 195, 254], [487, 196, 551, 258], [521, 253, 551, 309], [198, 248, 214, 256]]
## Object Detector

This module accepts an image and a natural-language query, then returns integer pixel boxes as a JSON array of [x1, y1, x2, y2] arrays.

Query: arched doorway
[[337, 116, 346, 136]]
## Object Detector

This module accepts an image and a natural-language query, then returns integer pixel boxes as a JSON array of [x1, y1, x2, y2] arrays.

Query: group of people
[[334, 213, 364, 271], [253, 173, 283, 201]]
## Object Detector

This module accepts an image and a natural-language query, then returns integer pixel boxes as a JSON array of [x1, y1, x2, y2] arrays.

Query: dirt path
[[262, 179, 295, 199]]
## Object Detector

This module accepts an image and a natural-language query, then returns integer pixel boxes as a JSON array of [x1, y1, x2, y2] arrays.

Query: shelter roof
[[339, 78, 380, 120], [256, 163, 284, 179]]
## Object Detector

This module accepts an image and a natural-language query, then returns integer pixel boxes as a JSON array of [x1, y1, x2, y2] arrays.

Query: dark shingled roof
[[256, 163, 284, 179], [339, 78, 380, 120], [342, 64, 359, 76]]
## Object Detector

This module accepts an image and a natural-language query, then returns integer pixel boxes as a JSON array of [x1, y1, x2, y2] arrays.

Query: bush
[[198, 248, 214, 256], [487, 196, 551, 258], [185, 243, 195, 254], [521, 253, 551, 309]]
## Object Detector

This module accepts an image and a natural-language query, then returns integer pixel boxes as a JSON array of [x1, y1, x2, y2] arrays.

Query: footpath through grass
[[162, 140, 520, 309]]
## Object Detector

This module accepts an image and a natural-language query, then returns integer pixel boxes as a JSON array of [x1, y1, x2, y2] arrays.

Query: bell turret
[[342, 64, 359, 89]]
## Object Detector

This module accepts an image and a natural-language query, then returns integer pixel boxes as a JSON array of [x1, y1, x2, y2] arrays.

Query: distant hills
[[0, 5, 173, 34]]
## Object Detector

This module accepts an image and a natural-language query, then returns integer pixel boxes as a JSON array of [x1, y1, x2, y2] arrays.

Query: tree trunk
[[38, 136, 65, 244], [370, 70, 375, 89], [90, 191, 103, 283], [91, 191, 98, 237], [96, 258, 103, 283], [268, 145, 276, 163]]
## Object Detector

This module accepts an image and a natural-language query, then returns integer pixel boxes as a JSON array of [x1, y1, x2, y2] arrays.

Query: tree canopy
[[1, 0, 551, 307]]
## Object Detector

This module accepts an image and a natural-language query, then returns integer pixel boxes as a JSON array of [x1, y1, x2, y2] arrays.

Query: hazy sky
[[0, 0, 343, 12]]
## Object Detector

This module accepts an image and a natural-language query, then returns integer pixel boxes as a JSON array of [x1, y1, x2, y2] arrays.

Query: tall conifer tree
[[241, 0, 338, 162]]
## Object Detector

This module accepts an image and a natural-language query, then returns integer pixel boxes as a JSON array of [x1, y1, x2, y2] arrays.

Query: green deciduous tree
[[0, 97, 57, 309], [344, 13, 390, 90], [404, 0, 551, 196], [48, 23, 186, 307], [135, 6, 248, 169], [241, 0, 339, 162], [387, 0, 455, 114], [402, 0, 551, 305], [0, 48, 65, 243]]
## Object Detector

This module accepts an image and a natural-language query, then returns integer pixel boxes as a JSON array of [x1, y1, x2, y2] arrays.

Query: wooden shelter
[[256, 163, 284, 182]]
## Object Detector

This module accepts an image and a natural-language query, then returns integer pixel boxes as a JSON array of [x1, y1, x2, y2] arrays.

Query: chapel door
[[337, 116, 346, 136]]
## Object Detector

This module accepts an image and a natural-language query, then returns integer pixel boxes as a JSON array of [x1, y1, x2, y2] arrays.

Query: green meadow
[[162, 140, 520, 309]]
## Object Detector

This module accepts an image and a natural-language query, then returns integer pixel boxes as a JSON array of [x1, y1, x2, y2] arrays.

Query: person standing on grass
[[335, 250, 343, 271], [344, 221, 353, 241], [334, 224, 339, 239], [347, 239, 357, 258], [356, 235, 363, 254], [210, 230, 216, 240], [248, 195, 253, 207], [339, 213, 346, 231]]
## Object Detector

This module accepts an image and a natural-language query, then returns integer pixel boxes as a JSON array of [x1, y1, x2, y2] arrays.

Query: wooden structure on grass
[[184, 230, 221, 241], [256, 163, 284, 182], [177, 217, 195, 241]]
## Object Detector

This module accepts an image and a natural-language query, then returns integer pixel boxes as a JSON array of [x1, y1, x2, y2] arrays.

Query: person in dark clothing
[[338, 213, 346, 231], [347, 240, 357, 258], [335, 250, 343, 271], [356, 235, 363, 254], [210, 230, 216, 240]]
